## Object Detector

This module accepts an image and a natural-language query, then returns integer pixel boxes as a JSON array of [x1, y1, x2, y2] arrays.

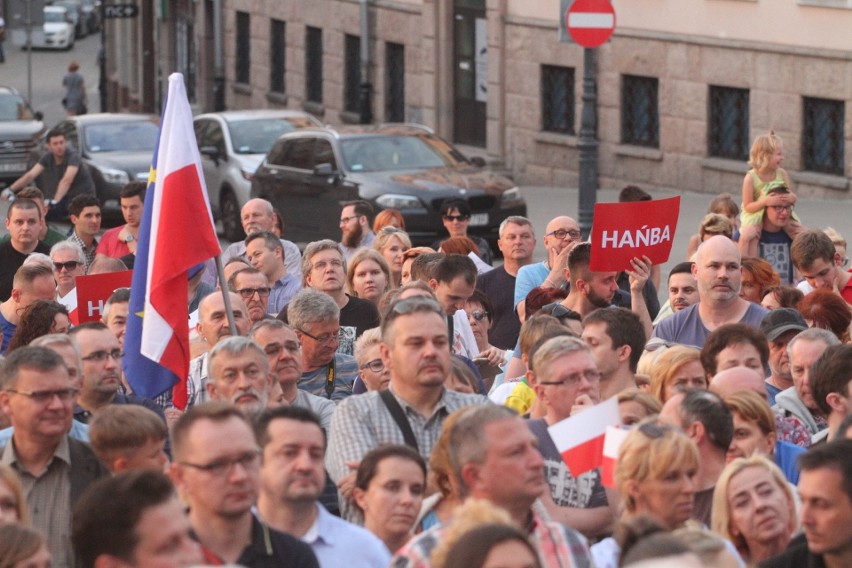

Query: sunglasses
[[53, 260, 82, 272], [443, 214, 470, 222], [469, 310, 489, 322]]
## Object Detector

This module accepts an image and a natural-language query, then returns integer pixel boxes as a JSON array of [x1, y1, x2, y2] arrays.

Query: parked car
[[194, 109, 322, 241], [250, 124, 526, 247], [52, 0, 87, 39], [47, 114, 159, 224], [33, 6, 75, 50], [0, 87, 46, 188], [79, 0, 99, 34]]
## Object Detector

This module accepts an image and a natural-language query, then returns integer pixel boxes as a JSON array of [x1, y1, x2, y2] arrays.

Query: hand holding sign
[[589, 197, 681, 272]]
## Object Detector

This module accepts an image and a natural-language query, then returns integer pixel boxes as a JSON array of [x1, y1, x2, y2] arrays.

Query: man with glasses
[[169, 402, 318, 567], [326, 296, 486, 521], [433, 198, 493, 265], [228, 267, 272, 324], [0, 346, 110, 568], [339, 200, 376, 263], [527, 336, 613, 538], [287, 289, 358, 402], [51, 240, 86, 322], [249, 320, 335, 430], [514, 215, 581, 321], [68, 323, 166, 426], [0, 263, 56, 354], [245, 231, 300, 315], [748, 185, 801, 284]]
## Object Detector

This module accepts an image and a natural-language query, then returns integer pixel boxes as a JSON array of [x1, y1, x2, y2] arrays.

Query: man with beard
[[653, 261, 699, 325], [228, 267, 272, 324], [68, 323, 166, 424], [338, 200, 375, 263], [255, 406, 390, 566], [221, 198, 302, 279], [249, 320, 335, 430], [652, 235, 769, 348], [206, 336, 274, 416]]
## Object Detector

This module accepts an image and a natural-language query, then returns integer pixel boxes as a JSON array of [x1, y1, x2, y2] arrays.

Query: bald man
[[652, 235, 768, 348], [710, 366, 767, 399]]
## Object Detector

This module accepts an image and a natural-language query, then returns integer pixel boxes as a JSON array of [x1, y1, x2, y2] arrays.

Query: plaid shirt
[[67, 232, 98, 271], [391, 509, 592, 568]]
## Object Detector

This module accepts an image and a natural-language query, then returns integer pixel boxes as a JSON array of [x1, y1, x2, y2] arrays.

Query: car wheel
[[221, 190, 245, 242]]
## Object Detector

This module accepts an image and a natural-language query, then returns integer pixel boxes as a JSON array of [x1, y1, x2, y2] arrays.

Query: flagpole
[[214, 256, 239, 336]]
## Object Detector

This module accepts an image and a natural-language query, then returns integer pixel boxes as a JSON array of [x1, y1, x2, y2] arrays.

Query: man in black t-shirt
[[0, 199, 51, 301]]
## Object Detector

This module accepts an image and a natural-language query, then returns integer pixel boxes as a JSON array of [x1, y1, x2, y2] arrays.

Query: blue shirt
[[0, 310, 15, 355], [303, 503, 391, 568], [514, 261, 551, 308], [268, 273, 301, 315], [774, 440, 806, 485], [0, 419, 90, 445], [651, 302, 769, 349]]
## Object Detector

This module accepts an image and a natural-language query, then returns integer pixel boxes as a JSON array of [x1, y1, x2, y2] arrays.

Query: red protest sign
[[589, 196, 680, 272], [75, 270, 133, 323]]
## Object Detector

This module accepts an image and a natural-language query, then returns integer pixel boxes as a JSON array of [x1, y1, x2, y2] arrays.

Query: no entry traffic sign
[[566, 0, 616, 48]]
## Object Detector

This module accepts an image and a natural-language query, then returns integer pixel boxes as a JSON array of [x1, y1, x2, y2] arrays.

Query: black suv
[[250, 124, 526, 246], [0, 87, 45, 188]]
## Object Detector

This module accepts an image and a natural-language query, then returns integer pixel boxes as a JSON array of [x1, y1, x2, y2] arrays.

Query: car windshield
[[340, 134, 468, 172], [0, 94, 35, 122], [56, 3, 78, 16], [44, 10, 66, 23], [83, 121, 159, 153], [228, 117, 315, 154]]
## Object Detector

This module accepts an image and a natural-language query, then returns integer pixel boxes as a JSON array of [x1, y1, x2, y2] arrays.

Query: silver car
[[194, 110, 321, 241]]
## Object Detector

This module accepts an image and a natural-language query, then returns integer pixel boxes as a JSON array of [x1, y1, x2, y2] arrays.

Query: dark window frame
[[305, 27, 324, 104], [802, 96, 845, 176], [621, 74, 660, 148], [385, 42, 405, 122], [269, 19, 286, 94], [707, 86, 750, 161], [235, 11, 251, 85], [344, 34, 361, 113], [540, 64, 575, 135]]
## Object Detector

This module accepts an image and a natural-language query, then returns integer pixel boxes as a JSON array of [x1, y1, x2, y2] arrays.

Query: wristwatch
[[124, 234, 135, 243]]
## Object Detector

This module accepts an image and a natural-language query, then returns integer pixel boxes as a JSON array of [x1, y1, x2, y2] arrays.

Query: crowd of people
[[0, 129, 851, 568]]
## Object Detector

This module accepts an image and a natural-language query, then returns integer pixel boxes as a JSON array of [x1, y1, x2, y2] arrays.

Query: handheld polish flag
[[601, 425, 631, 488], [547, 396, 620, 477], [123, 73, 221, 407]]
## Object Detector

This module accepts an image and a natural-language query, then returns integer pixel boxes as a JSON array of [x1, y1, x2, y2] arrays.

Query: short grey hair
[[0, 346, 66, 390], [787, 327, 841, 357], [287, 288, 340, 331], [498, 215, 533, 239], [50, 240, 86, 264], [448, 405, 518, 497], [30, 333, 83, 379], [23, 253, 53, 270], [301, 240, 345, 287], [530, 335, 591, 375], [248, 318, 291, 339], [354, 327, 382, 366], [208, 336, 269, 381]]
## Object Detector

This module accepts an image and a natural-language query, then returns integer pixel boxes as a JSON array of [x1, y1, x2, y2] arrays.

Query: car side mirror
[[469, 156, 486, 168], [200, 145, 220, 164], [313, 163, 335, 176]]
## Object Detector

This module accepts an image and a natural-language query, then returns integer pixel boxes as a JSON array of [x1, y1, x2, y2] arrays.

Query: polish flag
[[601, 425, 630, 488], [547, 396, 620, 477]]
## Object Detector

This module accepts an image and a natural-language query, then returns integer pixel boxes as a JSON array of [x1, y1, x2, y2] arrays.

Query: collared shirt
[[392, 510, 592, 568], [1, 436, 75, 568], [326, 386, 487, 522], [300, 503, 391, 567], [292, 389, 336, 431], [268, 273, 301, 315], [223, 239, 303, 280], [155, 352, 208, 409], [339, 231, 375, 263], [67, 231, 98, 271], [0, 420, 90, 445], [299, 353, 358, 403]]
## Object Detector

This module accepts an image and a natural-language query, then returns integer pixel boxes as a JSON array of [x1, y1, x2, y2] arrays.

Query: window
[[305, 27, 323, 103], [269, 20, 286, 94], [235, 12, 250, 85], [385, 43, 405, 122], [708, 86, 749, 160], [541, 65, 575, 134], [621, 75, 659, 147], [279, 138, 315, 170], [344, 35, 361, 113], [314, 139, 338, 170], [803, 97, 845, 175]]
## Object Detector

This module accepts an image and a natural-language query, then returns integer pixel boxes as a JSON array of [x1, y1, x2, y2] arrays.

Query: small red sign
[[589, 196, 681, 272], [566, 0, 616, 48], [75, 270, 133, 323]]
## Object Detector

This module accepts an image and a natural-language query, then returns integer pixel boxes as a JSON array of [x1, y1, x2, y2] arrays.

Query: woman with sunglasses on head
[[373, 226, 412, 289], [591, 419, 701, 568], [432, 198, 493, 265]]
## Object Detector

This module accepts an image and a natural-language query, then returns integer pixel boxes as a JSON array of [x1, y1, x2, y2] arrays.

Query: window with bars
[[344, 35, 361, 113], [802, 97, 845, 175], [621, 75, 659, 148], [269, 20, 286, 94], [235, 12, 250, 85], [708, 86, 749, 161], [305, 27, 323, 103], [385, 43, 405, 122], [540, 65, 575, 134]]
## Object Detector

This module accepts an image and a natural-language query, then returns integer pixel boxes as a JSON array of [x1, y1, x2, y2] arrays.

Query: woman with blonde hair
[[0, 465, 26, 525], [346, 248, 391, 305], [617, 389, 662, 428], [373, 226, 412, 288], [591, 420, 700, 567], [711, 456, 796, 565], [649, 345, 706, 403], [0, 524, 50, 568]]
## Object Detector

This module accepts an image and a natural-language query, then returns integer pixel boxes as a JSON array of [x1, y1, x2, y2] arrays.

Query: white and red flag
[[547, 396, 620, 477], [601, 425, 631, 487]]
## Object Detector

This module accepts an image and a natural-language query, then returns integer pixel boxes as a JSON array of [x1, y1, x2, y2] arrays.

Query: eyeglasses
[[443, 214, 470, 222], [339, 215, 363, 225], [5, 387, 79, 404], [81, 349, 123, 362], [545, 228, 582, 240], [236, 287, 271, 299], [312, 259, 344, 271], [296, 327, 340, 345], [538, 369, 601, 387], [769, 205, 794, 213], [360, 358, 385, 373], [469, 310, 489, 322], [179, 450, 261, 477], [53, 260, 82, 272]]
